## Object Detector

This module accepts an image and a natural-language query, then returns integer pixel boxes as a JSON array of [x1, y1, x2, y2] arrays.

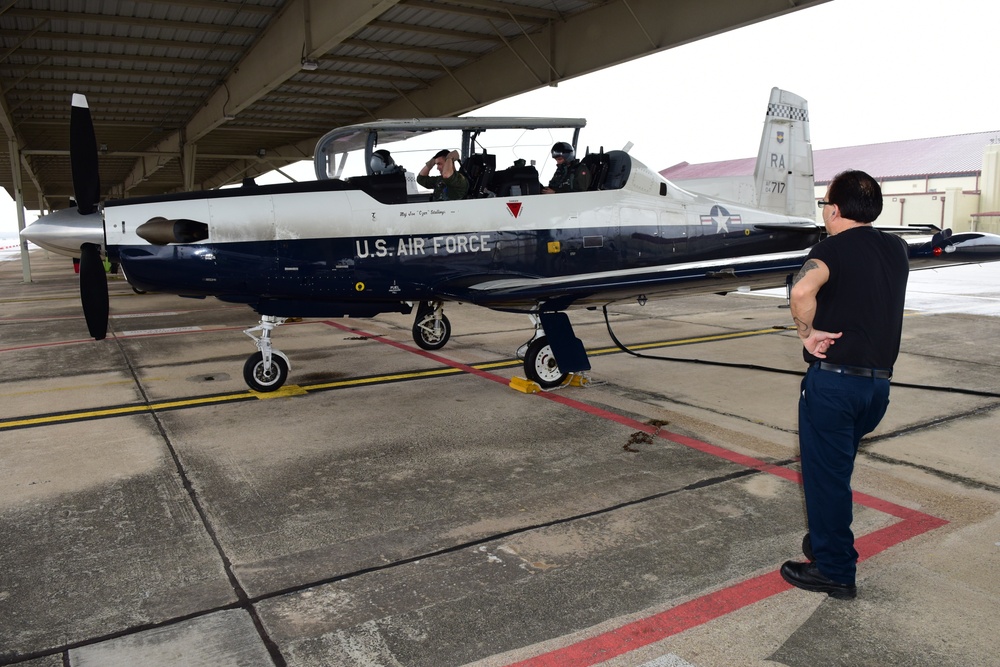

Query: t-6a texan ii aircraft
[[21, 88, 1000, 392]]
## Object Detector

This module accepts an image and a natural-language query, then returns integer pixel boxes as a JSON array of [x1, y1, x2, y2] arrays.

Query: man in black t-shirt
[[782, 170, 909, 600]]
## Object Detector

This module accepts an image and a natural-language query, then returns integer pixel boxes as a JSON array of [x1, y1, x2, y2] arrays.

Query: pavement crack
[[110, 336, 288, 667]]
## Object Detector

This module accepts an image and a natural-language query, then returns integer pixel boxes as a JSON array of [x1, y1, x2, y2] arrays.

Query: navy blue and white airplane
[[22, 88, 1000, 391]]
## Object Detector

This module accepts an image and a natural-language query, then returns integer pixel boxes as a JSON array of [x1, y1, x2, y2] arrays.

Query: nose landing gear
[[243, 315, 292, 392]]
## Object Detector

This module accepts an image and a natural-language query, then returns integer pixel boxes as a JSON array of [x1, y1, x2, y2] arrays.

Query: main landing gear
[[412, 300, 451, 350], [518, 312, 592, 389], [243, 315, 291, 392]]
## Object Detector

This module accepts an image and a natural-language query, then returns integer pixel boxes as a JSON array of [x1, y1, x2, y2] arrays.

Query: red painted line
[[506, 572, 792, 667], [323, 320, 949, 666], [507, 513, 946, 667], [0, 317, 317, 353], [0, 326, 248, 353], [322, 320, 512, 387], [0, 336, 104, 353]]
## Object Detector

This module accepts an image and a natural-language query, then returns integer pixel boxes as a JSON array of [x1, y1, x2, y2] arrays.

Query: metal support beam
[[182, 142, 197, 192], [117, 0, 401, 191], [8, 137, 30, 282]]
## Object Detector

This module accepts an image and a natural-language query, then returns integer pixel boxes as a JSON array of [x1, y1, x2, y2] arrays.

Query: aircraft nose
[[20, 208, 105, 258]]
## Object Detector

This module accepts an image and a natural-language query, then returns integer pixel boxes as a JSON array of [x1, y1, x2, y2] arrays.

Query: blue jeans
[[798, 365, 891, 584]]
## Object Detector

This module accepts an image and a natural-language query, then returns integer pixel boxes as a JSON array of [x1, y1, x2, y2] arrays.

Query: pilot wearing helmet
[[542, 141, 591, 194], [370, 149, 405, 175]]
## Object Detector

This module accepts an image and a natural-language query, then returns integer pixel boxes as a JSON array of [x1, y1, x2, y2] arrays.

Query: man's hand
[[800, 329, 842, 358]]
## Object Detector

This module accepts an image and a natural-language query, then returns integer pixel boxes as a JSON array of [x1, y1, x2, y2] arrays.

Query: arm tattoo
[[792, 259, 820, 287]]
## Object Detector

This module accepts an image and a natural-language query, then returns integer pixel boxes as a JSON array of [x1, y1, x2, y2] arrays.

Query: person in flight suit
[[370, 149, 405, 175], [541, 141, 591, 194], [781, 169, 909, 600], [417, 149, 469, 201]]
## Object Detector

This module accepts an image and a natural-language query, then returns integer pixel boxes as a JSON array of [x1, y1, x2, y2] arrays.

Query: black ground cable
[[601, 305, 1000, 400]]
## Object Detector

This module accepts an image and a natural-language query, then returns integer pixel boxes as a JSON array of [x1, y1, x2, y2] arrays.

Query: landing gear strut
[[243, 315, 292, 392], [412, 300, 451, 350]]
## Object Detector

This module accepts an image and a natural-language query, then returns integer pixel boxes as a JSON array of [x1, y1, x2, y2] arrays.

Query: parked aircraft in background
[[21, 89, 1000, 391]]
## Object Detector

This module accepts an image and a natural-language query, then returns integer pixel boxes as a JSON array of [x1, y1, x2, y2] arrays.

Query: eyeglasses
[[817, 200, 832, 209]]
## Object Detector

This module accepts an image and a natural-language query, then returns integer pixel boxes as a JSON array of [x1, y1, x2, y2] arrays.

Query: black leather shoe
[[802, 533, 814, 561], [780, 561, 856, 599]]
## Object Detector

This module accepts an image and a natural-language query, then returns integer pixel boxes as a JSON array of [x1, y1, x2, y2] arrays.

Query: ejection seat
[[491, 162, 541, 197], [461, 152, 496, 198]]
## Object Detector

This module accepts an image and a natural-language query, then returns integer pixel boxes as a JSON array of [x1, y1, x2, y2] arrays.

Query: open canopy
[[313, 117, 586, 180]]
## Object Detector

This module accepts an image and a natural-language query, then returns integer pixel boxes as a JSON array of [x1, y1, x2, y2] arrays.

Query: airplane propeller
[[70, 93, 101, 215], [69, 94, 110, 339], [79, 242, 109, 339]]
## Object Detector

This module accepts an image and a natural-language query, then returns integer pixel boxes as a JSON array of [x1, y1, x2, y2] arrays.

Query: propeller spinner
[[19, 94, 106, 256]]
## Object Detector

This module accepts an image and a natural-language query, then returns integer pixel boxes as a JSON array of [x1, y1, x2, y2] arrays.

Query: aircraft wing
[[436, 250, 811, 312], [437, 230, 1000, 313]]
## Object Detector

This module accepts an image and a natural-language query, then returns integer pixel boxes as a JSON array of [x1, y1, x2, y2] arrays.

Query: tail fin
[[753, 88, 814, 218]]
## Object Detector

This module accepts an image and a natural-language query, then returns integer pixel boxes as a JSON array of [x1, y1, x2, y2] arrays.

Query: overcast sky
[[3, 0, 999, 238]]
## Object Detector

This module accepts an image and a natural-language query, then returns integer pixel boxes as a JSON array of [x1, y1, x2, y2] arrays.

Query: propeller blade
[[79, 243, 109, 340], [70, 94, 101, 215]]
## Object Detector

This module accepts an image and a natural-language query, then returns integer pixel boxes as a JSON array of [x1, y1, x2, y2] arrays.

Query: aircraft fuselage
[[105, 169, 819, 317]]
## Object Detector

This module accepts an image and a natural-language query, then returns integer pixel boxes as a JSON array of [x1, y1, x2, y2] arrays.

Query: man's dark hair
[[827, 170, 883, 223], [433, 149, 450, 160]]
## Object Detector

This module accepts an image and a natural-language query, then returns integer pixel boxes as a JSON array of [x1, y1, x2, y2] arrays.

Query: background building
[[661, 131, 1000, 233]]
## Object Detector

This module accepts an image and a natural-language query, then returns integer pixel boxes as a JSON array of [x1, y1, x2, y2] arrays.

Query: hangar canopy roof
[[0, 0, 829, 212]]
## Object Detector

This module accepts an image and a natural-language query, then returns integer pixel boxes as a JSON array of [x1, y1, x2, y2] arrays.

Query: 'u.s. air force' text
[[356, 235, 491, 258]]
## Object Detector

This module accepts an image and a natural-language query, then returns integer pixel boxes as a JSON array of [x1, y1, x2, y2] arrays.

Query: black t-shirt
[[803, 226, 910, 368]]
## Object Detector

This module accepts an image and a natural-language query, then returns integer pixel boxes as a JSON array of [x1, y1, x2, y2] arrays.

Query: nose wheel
[[243, 315, 292, 392], [243, 352, 289, 392]]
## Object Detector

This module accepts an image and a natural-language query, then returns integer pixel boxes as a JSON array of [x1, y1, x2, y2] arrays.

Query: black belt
[[813, 361, 892, 380]]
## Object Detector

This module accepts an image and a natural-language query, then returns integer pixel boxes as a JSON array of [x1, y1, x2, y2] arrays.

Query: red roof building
[[660, 131, 1000, 232]]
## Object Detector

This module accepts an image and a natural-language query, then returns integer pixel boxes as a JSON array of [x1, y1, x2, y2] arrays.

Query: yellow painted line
[[0, 393, 253, 430], [252, 384, 309, 398], [302, 367, 463, 391], [0, 368, 468, 431], [588, 327, 787, 356], [0, 327, 784, 431], [470, 360, 522, 371]]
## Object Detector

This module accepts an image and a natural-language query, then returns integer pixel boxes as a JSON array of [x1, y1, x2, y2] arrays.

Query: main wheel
[[243, 352, 289, 392], [412, 311, 451, 350], [524, 336, 567, 389]]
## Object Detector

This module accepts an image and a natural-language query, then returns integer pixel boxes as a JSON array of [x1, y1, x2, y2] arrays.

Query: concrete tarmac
[[2, 250, 999, 667]]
